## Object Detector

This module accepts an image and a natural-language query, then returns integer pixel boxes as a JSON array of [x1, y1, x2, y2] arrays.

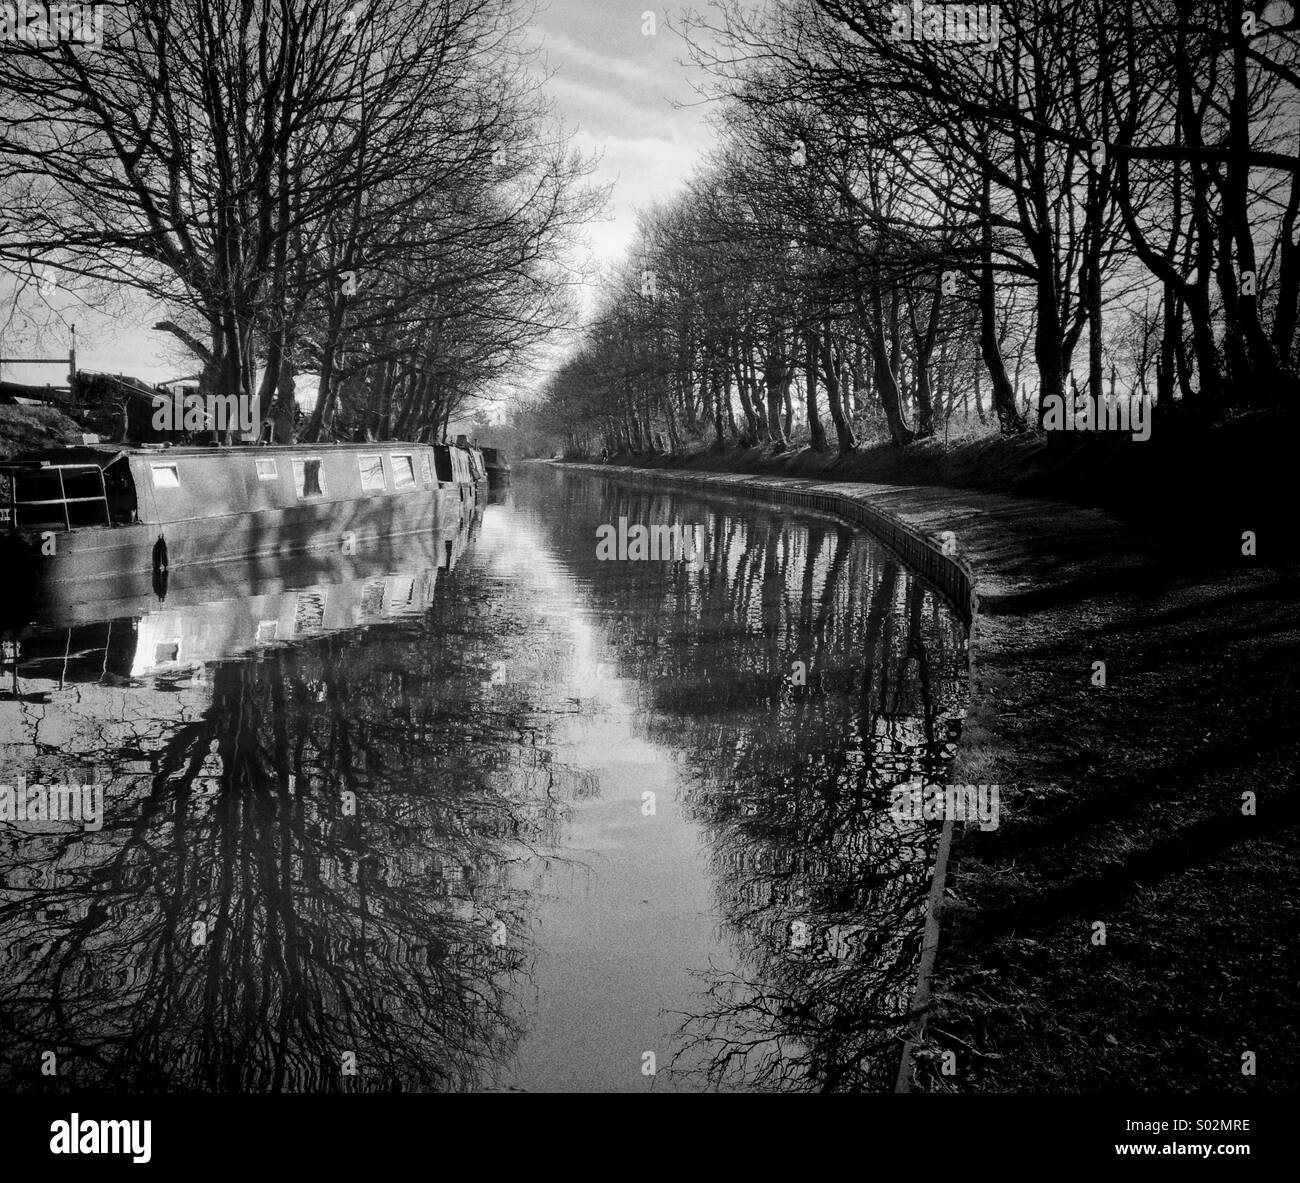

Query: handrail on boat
[[0, 461, 111, 531]]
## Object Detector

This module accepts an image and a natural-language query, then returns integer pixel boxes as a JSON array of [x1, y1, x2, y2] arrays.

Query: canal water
[[0, 464, 968, 1092]]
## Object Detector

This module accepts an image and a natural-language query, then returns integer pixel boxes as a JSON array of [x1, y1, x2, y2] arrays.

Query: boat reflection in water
[[6, 510, 474, 683], [0, 502, 558, 1093]]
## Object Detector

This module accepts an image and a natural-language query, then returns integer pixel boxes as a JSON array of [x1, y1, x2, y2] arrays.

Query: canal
[[0, 464, 968, 1092]]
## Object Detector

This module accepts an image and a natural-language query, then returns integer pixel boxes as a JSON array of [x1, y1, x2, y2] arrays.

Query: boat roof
[[1, 445, 131, 469], [3, 441, 439, 466]]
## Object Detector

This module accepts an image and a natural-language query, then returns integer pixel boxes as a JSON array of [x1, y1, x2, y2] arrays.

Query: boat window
[[360, 578, 386, 617], [387, 577, 416, 612], [292, 458, 327, 499], [294, 591, 326, 633], [358, 454, 387, 491], [255, 458, 278, 481], [419, 453, 433, 485], [151, 464, 180, 489], [391, 454, 416, 489], [154, 642, 180, 664]]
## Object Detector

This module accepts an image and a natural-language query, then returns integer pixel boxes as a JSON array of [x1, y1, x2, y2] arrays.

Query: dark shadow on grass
[[966, 805, 1300, 941]]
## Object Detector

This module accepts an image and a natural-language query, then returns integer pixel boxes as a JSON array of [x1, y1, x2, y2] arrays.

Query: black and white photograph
[[0, 0, 1295, 1164]]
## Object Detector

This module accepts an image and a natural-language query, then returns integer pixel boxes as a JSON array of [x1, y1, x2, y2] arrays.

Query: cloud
[[570, 128, 707, 261], [534, 27, 665, 88], [545, 74, 682, 140]]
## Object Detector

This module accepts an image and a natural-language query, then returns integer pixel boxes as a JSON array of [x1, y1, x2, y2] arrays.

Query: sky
[[535, 0, 715, 275], [0, 1, 721, 395]]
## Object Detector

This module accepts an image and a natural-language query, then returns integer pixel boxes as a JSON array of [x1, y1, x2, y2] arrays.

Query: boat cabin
[[0, 448, 137, 531], [1, 441, 468, 534], [432, 443, 475, 487]]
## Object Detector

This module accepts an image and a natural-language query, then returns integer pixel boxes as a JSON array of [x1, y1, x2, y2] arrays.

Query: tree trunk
[[804, 329, 829, 451], [712, 369, 727, 448], [863, 287, 915, 446], [820, 326, 857, 453], [978, 178, 1027, 434]]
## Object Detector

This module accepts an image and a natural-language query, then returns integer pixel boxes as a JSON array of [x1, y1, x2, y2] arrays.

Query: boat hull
[[2, 483, 470, 597], [2, 504, 479, 644]]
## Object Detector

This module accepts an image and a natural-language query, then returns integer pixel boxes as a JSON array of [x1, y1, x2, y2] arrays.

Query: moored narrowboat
[[0, 441, 479, 591], [452, 436, 489, 488], [480, 447, 511, 487]]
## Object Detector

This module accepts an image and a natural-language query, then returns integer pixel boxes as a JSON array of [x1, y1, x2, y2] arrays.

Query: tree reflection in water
[[552, 475, 969, 1092], [0, 524, 570, 1093]]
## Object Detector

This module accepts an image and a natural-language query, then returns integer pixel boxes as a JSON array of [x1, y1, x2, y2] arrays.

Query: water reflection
[[0, 508, 549, 1091], [538, 473, 967, 1091], [0, 468, 966, 1092]]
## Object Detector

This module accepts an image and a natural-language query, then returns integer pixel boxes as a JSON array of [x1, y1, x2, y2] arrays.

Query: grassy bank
[[0, 405, 90, 460]]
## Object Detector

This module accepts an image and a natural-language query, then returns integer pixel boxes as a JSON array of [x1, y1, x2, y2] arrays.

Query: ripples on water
[[0, 465, 967, 1092]]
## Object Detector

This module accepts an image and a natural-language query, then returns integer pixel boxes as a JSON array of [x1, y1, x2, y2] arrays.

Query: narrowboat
[[480, 447, 511, 487], [453, 437, 489, 488], [0, 441, 481, 593]]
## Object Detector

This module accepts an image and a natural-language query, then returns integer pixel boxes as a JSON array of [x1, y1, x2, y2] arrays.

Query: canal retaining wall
[[563, 463, 978, 624]]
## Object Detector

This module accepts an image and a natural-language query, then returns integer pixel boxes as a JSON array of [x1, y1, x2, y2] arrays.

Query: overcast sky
[[1, 1, 719, 391]]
